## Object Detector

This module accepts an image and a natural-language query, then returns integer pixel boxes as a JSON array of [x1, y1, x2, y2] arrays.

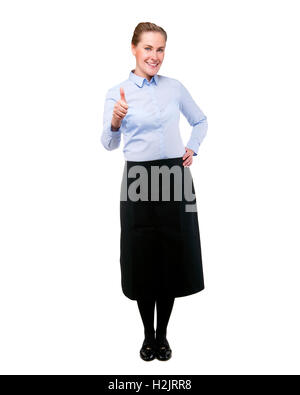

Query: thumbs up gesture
[[111, 87, 129, 130]]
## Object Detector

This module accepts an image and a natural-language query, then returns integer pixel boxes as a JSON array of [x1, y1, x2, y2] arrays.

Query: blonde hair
[[131, 22, 167, 46]]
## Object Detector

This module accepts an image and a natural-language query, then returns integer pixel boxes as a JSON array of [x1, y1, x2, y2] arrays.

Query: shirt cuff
[[107, 126, 121, 137], [186, 140, 199, 156]]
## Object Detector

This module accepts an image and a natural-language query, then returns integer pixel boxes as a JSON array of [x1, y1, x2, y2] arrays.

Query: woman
[[101, 22, 208, 362]]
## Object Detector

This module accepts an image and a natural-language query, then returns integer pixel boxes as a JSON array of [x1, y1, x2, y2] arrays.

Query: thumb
[[120, 87, 126, 103]]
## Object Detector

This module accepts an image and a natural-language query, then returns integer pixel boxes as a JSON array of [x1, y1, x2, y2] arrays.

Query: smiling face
[[131, 31, 166, 81]]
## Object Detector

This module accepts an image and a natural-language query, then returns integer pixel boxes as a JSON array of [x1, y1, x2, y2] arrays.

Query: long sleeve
[[101, 89, 122, 151], [179, 81, 208, 156]]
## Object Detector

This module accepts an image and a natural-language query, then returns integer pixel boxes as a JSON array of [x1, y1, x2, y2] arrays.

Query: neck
[[132, 68, 152, 82]]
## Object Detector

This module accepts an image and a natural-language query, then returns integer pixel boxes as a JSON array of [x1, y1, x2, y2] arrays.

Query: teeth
[[147, 62, 158, 66]]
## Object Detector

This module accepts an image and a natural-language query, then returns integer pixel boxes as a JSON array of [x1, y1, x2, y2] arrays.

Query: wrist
[[111, 124, 120, 131], [111, 117, 121, 131]]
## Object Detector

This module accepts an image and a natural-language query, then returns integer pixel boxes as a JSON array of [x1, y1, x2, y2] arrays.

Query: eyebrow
[[144, 44, 165, 49]]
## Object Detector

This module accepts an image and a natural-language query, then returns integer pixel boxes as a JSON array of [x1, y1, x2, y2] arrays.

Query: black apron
[[119, 156, 205, 300]]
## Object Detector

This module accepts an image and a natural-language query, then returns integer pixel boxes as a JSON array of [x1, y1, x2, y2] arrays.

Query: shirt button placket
[[149, 82, 165, 159]]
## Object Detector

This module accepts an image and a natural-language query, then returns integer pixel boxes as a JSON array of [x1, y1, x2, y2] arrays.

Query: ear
[[131, 44, 136, 56]]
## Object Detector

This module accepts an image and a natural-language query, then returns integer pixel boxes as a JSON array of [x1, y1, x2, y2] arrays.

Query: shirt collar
[[129, 70, 158, 87]]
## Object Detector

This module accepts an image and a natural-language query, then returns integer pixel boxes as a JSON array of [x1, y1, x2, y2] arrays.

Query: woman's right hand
[[111, 87, 128, 130]]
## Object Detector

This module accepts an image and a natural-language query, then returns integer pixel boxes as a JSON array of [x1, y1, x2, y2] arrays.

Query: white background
[[1, 0, 300, 375]]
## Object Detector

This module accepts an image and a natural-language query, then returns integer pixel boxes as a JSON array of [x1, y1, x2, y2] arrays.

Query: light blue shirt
[[101, 70, 208, 161]]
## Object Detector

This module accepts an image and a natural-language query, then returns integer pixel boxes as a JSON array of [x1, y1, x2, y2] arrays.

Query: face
[[131, 31, 166, 81]]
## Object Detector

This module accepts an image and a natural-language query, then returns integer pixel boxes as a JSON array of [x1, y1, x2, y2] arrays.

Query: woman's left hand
[[182, 147, 194, 167]]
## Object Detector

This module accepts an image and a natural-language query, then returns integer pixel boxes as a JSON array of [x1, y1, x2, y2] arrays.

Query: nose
[[150, 50, 159, 60]]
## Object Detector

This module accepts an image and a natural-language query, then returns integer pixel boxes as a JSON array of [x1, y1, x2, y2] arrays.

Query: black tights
[[137, 296, 175, 341]]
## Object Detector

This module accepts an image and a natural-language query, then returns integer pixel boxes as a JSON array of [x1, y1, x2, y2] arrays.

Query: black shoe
[[140, 337, 156, 361], [156, 336, 172, 361]]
